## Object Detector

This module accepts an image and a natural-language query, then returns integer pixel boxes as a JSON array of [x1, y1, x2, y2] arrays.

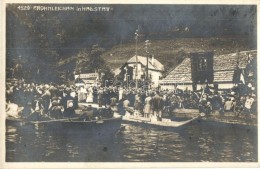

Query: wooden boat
[[6, 102, 123, 131], [122, 115, 199, 130], [6, 116, 123, 134]]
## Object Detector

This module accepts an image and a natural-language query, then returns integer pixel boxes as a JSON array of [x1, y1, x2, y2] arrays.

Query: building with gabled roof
[[115, 55, 164, 87], [159, 50, 257, 91], [126, 55, 164, 72]]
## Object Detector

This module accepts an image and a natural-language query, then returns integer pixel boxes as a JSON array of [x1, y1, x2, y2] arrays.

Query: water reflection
[[6, 122, 257, 162]]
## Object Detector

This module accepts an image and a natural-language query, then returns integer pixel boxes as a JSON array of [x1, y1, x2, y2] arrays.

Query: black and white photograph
[[2, 0, 259, 167]]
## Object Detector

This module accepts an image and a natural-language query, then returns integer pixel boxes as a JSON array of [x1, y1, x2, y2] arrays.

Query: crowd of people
[[77, 82, 257, 118], [6, 78, 257, 121], [6, 81, 76, 120]]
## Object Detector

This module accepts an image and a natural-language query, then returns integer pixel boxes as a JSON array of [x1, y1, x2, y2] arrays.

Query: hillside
[[100, 37, 255, 74]]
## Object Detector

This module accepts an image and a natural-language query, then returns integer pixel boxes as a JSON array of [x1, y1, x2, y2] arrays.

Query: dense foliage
[[6, 4, 257, 83]]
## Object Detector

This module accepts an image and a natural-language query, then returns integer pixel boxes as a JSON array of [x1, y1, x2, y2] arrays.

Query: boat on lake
[[7, 115, 122, 127], [6, 104, 123, 134], [122, 114, 199, 130], [172, 108, 257, 127]]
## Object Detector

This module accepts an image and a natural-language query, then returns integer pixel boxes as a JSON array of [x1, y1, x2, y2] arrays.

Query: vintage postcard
[[1, 0, 259, 168]]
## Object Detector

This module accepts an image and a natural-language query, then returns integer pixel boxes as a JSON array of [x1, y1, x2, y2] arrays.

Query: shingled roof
[[160, 50, 256, 84], [161, 58, 192, 83]]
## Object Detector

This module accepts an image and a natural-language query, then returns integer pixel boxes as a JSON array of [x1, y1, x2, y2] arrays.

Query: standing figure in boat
[[134, 93, 143, 116], [162, 94, 172, 117], [143, 93, 152, 118], [151, 91, 164, 121]]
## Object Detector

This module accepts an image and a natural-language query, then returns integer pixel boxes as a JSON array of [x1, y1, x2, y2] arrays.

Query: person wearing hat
[[49, 98, 63, 119], [202, 101, 212, 115], [63, 100, 76, 118]]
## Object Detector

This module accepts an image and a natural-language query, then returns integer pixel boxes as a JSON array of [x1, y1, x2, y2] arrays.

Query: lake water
[[6, 120, 257, 162]]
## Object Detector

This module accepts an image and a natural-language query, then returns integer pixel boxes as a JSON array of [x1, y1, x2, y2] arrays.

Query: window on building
[[198, 57, 207, 71]]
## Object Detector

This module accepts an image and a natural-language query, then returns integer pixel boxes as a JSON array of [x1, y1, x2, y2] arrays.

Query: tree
[[75, 44, 105, 73], [74, 44, 114, 85]]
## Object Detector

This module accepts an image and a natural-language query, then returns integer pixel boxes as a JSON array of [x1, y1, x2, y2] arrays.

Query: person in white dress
[[86, 87, 93, 103], [118, 87, 123, 101], [78, 86, 86, 102], [143, 95, 152, 118]]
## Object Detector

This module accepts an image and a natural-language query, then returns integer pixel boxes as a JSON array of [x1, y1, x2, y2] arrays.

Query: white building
[[116, 55, 164, 87]]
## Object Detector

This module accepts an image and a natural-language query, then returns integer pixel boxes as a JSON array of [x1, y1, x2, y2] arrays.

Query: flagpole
[[135, 26, 139, 89]]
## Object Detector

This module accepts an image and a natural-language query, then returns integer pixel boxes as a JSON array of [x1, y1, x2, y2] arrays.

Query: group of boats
[[6, 103, 200, 133]]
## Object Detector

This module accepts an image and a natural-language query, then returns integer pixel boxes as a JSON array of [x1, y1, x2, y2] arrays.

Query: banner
[[75, 73, 98, 79]]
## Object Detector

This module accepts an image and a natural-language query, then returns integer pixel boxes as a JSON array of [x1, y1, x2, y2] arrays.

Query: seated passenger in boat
[[31, 97, 44, 113], [79, 105, 94, 121], [21, 102, 33, 118], [26, 98, 48, 121], [49, 98, 64, 119], [204, 102, 213, 115], [63, 101, 76, 118], [102, 105, 114, 118]]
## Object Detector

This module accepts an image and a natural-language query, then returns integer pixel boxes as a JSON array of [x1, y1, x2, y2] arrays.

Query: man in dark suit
[[151, 91, 164, 121]]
